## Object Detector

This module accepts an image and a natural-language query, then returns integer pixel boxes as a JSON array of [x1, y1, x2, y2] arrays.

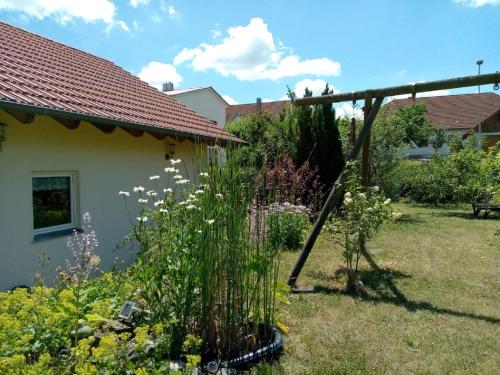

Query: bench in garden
[[472, 203, 500, 218]]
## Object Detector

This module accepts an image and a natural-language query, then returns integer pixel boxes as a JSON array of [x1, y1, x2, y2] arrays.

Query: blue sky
[[1, 0, 499, 116]]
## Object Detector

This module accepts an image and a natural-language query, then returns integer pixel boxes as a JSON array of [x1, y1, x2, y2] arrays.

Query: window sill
[[33, 227, 82, 242]]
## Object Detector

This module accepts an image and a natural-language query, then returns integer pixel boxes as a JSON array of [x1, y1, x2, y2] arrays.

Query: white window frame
[[32, 171, 77, 236]]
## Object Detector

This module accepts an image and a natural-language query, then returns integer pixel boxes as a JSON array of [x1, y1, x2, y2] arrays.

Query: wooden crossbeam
[[294, 72, 500, 105], [287, 97, 384, 288]]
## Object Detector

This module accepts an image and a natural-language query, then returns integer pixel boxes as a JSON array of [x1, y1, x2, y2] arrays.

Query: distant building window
[[207, 145, 226, 166], [32, 172, 77, 235]]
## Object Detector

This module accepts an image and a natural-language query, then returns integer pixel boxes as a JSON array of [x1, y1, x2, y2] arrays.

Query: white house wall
[[407, 129, 468, 159], [0, 109, 204, 290], [173, 90, 227, 129]]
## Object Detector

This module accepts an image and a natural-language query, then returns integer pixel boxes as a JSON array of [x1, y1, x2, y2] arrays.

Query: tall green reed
[[120, 145, 281, 361]]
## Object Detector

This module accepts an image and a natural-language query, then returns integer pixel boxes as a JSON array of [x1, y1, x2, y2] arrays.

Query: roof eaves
[[0, 100, 240, 143]]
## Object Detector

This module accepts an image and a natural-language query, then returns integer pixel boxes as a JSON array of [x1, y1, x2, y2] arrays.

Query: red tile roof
[[226, 100, 290, 122], [386, 93, 500, 130], [0, 22, 238, 142]]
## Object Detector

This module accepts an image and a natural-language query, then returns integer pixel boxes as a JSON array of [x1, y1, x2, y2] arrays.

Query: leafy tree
[[225, 110, 295, 169], [388, 102, 434, 147], [431, 127, 449, 151]]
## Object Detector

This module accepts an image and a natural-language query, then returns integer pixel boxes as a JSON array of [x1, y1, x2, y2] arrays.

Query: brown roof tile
[[0, 22, 238, 141], [386, 93, 500, 130], [226, 100, 291, 122]]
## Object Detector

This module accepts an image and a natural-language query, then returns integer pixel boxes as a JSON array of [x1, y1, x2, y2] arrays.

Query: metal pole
[[287, 97, 384, 288], [476, 60, 483, 149]]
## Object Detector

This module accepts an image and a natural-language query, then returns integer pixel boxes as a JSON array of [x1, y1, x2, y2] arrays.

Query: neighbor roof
[[387, 93, 500, 130], [226, 100, 291, 122], [0, 22, 238, 142]]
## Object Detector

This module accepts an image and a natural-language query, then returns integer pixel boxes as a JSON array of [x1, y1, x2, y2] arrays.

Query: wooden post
[[362, 93, 372, 187], [287, 97, 384, 288]]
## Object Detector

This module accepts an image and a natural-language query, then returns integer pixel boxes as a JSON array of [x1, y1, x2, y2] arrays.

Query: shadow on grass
[[314, 248, 500, 325], [392, 214, 427, 225], [429, 209, 499, 221]]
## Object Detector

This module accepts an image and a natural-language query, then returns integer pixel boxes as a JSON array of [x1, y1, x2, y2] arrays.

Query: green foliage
[[225, 110, 296, 169], [369, 102, 434, 195], [386, 102, 434, 147], [292, 85, 345, 197], [401, 140, 499, 205], [431, 127, 449, 150], [266, 203, 309, 251]]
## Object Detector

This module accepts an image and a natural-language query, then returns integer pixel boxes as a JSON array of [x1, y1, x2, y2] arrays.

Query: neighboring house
[[226, 98, 291, 123], [163, 85, 229, 128], [388, 93, 500, 158], [0, 22, 238, 290]]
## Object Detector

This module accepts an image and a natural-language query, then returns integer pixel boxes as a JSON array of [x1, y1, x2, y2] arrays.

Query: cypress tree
[[294, 84, 345, 200]]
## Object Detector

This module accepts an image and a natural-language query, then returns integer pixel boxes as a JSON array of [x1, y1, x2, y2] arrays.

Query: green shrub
[[266, 203, 309, 251]]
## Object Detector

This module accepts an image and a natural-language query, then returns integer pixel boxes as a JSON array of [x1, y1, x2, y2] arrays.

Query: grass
[[269, 203, 499, 374]]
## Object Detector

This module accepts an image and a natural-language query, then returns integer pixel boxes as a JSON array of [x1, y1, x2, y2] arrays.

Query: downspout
[[0, 122, 6, 151]]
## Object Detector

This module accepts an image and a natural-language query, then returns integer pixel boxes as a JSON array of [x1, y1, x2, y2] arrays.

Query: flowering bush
[[267, 202, 310, 251], [326, 162, 392, 291]]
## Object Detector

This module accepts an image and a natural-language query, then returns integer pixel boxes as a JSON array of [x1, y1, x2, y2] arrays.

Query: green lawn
[[270, 204, 499, 374]]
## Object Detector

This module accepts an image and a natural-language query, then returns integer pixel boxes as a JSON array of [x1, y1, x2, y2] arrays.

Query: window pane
[[33, 176, 71, 229]]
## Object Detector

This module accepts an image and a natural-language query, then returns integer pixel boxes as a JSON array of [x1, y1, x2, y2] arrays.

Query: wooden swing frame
[[287, 72, 500, 290]]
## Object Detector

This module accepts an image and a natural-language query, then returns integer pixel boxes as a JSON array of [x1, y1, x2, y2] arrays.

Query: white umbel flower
[[133, 186, 145, 192], [118, 191, 130, 197], [149, 175, 160, 180], [170, 159, 181, 165]]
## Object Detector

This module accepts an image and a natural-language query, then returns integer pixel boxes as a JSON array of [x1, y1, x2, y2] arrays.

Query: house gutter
[[0, 100, 239, 144]]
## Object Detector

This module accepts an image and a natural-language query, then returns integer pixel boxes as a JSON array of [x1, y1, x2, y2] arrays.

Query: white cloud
[[222, 94, 238, 105], [335, 103, 364, 119], [138, 61, 182, 90], [130, 0, 149, 7], [167, 5, 178, 18], [116, 20, 130, 32], [453, 0, 500, 7], [150, 13, 161, 23], [211, 23, 222, 39], [291, 78, 336, 97], [132, 20, 142, 31], [0, 0, 116, 24], [174, 18, 341, 81]]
